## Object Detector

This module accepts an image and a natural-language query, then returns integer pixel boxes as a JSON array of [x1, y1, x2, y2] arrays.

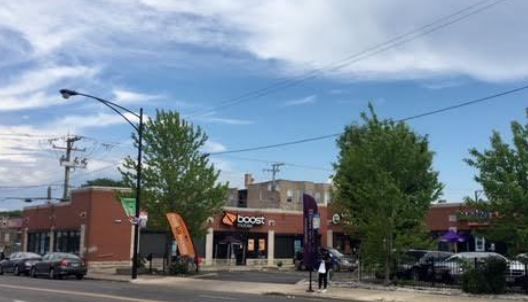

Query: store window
[[324, 192, 331, 203], [287, 190, 293, 202], [53, 230, 80, 254], [475, 236, 486, 252], [27, 232, 50, 255]]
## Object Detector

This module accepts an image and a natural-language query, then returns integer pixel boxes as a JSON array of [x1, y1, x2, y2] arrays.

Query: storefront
[[23, 187, 134, 268], [204, 206, 333, 266]]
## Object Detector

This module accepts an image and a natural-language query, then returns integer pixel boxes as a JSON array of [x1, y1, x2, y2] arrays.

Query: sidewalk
[[131, 276, 528, 302]]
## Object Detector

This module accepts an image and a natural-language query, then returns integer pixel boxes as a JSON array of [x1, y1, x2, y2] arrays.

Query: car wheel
[[76, 274, 84, 280], [14, 266, 20, 276], [0, 266, 4, 275], [30, 267, 37, 278]]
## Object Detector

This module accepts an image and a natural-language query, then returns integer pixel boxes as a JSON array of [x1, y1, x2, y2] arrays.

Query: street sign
[[303, 193, 319, 292], [139, 211, 148, 229], [120, 197, 136, 217]]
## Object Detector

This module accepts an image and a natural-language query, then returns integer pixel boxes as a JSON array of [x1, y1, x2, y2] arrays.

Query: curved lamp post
[[59, 89, 143, 279]]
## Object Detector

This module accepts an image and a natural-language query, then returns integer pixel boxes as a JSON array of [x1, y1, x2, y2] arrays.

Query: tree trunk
[[384, 233, 391, 285], [384, 251, 391, 285]]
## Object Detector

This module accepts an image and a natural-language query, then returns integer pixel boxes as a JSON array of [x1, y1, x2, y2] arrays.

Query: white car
[[434, 252, 524, 283]]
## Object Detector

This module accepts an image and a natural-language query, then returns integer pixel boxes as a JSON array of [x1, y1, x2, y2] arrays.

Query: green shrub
[[277, 261, 283, 267], [462, 257, 507, 294], [168, 258, 197, 275]]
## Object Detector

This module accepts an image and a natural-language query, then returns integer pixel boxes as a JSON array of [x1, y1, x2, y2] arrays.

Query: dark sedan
[[0, 252, 41, 276], [396, 250, 453, 281], [30, 252, 87, 280]]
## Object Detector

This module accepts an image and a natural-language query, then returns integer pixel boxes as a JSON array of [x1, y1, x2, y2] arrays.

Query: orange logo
[[222, 212, 237, 226]]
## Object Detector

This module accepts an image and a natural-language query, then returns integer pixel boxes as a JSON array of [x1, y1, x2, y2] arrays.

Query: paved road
[[0, 275, 341, 302], [200, 270, 306, 284], [200, 270, 357, 284]]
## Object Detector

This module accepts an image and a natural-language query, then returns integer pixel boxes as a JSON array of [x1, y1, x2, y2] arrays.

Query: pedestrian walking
[[317, 248, 332, 293]]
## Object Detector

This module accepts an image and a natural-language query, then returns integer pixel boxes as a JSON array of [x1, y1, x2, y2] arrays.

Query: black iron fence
[[356, 257, 528, 293]]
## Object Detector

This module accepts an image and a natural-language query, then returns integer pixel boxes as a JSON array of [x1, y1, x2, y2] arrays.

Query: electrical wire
[[208, 83, 528, 155], [214, 155, 333, 172], [187, 0, 507, 117]]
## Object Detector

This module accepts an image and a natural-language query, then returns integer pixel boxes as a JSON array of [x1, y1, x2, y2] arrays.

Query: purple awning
[[440, 230, 466, 243]]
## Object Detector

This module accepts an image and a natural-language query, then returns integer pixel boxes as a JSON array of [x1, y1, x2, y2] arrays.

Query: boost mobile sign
[[222, 212, 265, 228]]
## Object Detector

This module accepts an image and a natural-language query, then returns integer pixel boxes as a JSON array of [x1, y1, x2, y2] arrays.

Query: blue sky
[[1, 0, 528, 211]]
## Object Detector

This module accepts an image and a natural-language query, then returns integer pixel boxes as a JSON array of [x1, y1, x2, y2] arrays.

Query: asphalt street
[[200, 270, 306, 284], [0, 275, 342, 302], [200, 270, 357, 284]]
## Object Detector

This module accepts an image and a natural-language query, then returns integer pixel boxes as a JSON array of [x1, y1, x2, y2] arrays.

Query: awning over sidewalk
[[440, 230, 467, 243]]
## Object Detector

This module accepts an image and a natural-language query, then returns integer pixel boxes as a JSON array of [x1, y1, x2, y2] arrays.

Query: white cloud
[[139, 0, 528, 82], [0, 65, 99, 112], [202, 140, 228, 153], [191, 112, 254, 125], [50, 112, 137, 132], [282, 95, 317, 107], [0, 0, 526, 84], [113, 89, 163, 104]]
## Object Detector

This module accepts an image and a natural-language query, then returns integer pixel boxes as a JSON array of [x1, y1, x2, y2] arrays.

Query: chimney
[[244, 174, 254, 188]]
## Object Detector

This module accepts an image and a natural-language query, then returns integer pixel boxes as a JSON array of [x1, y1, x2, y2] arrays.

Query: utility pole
[[474, 189, 484, 203], [52, 135, 87, 201], [264, 163, 284, 191]]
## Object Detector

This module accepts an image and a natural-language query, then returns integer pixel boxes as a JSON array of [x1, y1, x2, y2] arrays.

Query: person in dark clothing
[[317, 248, 332, 292], [0, 250, 5, 261]]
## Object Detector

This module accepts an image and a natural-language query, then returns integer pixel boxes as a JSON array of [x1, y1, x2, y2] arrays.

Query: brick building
[[0, 216, 23, 255], [22, 187, 133, 268], [17, 179, 497, 268]]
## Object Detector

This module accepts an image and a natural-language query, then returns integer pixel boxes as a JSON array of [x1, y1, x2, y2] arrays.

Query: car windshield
[[22, 252, 41, 259], [446, 253, 506, 262], [403, 250, 427, 262], [54, 253, 80, 260], [329, 248, 344, 258]]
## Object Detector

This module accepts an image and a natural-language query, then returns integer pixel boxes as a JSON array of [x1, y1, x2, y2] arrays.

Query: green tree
[[120, 110, 228, 239], [333, 105, 442, 284], [465, 112, 528, 255], [81, 178, 126, 188]]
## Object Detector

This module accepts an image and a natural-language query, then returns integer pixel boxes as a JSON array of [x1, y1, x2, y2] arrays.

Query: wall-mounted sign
[[312, 213, 320, 229], [457, 209, 497, 222], [332, 213, 341, 224], [222, 212, 265, 228]]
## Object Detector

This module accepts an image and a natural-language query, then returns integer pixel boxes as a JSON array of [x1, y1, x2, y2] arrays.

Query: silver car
[[434, 252, 524, 283]]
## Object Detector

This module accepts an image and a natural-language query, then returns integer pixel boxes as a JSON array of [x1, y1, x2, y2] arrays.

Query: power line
[[216, 155, 333, 172], [187, 0, 507, 117], [208, 83, 528, 155]]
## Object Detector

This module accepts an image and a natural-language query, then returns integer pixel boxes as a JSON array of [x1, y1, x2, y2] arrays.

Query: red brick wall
[[84, 189, 132, 262], [426, 203, 473, 232], [24, 197, 89, 231], [23, 188, 132, 263]]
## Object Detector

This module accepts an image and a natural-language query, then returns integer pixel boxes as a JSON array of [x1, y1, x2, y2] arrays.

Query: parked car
[[396, 250, 453, 281], [294, 249, 356, 272], [0, 252, 41, 276], [30, 252, 87, 280], [434, 252, 524, 283], [327, 248, 357, 272]]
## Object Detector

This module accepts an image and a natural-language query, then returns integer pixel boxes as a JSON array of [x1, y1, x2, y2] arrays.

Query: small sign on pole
[[139, 211, 148, 229]]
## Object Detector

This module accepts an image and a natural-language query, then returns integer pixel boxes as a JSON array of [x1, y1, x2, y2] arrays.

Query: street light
[[60, 89, 144, 279]]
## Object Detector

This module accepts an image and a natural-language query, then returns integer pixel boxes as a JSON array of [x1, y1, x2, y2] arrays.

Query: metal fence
[[356, 257, 528, 293]]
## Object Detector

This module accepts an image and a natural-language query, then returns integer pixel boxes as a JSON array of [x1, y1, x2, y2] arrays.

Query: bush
[[277, 261, 283, 268], [462, 257, 507, 294], [168, 257, 197, 275]]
